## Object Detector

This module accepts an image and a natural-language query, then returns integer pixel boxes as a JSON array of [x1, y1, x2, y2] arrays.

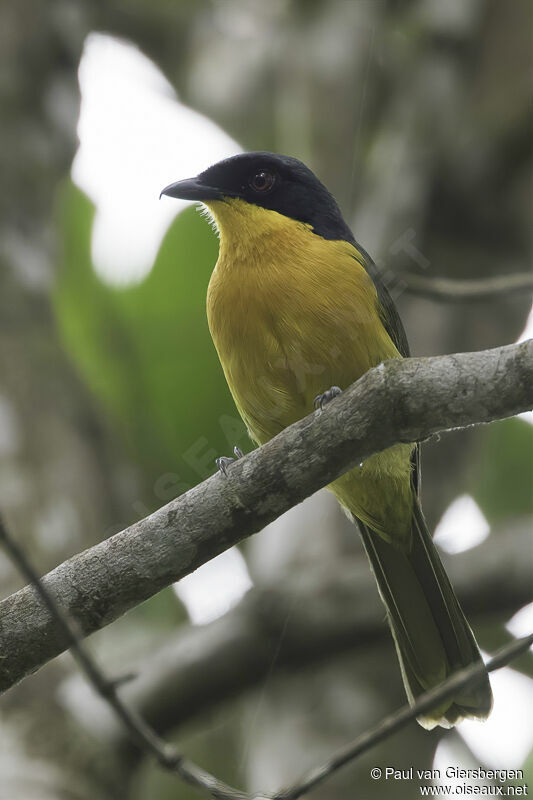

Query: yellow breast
[[205, 198, 400, 445]]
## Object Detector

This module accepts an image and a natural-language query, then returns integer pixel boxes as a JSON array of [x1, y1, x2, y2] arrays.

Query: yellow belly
[[205, 200, 414, 540]]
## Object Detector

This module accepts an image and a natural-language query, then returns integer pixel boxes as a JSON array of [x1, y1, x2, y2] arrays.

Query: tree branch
[[402, 272, 533, 301], [0, 341, 532, 695]]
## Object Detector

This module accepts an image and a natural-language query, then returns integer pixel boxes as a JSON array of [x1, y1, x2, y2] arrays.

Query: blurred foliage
[[128, 582, 187, 632], [470, 419, 533, 525], [54, 181, 249, 504], [132, 714, 244, 800]]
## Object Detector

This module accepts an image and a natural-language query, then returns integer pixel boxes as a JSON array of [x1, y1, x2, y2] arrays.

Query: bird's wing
[[350, 245, 410, 358], [351, 243, 421, 495]]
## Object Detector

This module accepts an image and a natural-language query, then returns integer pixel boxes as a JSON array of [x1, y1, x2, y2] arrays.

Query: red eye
[[250, 170, 275, 192]]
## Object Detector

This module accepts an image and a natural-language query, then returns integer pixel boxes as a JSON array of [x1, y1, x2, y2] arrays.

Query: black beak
[[159, 177, 224, 201]]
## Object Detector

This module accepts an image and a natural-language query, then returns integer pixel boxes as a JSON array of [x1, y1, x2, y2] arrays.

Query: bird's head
[[160, 151, 354, 243]]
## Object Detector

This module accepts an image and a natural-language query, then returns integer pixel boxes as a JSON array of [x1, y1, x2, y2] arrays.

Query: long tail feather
[[358, 499, 493, 728]]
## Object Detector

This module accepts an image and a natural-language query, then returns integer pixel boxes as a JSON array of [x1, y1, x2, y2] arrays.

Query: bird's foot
[[216, 446, 244, 476], [314, 386, 342, 411]]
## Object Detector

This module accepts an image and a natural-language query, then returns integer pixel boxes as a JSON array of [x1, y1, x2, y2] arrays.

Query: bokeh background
[[0, 1, 532, 798]]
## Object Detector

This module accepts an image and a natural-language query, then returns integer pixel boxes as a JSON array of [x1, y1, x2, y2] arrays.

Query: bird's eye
[[250, 170, 275, 193]]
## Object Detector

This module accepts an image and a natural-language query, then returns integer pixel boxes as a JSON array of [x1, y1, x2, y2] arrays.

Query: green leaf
[[470, 418, 533, 524], [54, 181, 248, 498]]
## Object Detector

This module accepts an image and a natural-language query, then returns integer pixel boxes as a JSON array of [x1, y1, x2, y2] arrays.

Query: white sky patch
[[458, 661, 533, 769], [433, 738, 484, 792], [173, 547, 253, 625], [72, 33, 241, 285], [515, 304, 533, 425], [516, 304, 533, 344], [507, 603, 533, 640], [433, 494, 490, 554]]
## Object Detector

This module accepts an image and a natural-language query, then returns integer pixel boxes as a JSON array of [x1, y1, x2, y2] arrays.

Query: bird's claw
[[216, 456, 234, 476], [314, 385, 342, 411], [216, 446, 244, 476]]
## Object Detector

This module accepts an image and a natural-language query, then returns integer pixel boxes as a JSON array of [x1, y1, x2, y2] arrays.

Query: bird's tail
[[358, 499, 493, 728]]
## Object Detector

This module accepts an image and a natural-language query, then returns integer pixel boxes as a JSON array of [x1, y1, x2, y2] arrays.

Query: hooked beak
[[159, 176, 224, 201]]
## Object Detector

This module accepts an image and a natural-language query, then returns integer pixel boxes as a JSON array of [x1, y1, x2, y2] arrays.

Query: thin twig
[[403, 272, 533, 301], [0, 516, 248, 800], [1, 514, 531, 800], [273, 634, 533, 800]]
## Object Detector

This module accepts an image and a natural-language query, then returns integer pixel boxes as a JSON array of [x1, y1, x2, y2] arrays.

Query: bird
[[161, 151, 493, 728]]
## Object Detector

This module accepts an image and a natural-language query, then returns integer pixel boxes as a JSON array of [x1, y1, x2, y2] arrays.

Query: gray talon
[[217, 446, 244, 476], [314, 385, 342, 411], [216, 456, 235, 476]]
